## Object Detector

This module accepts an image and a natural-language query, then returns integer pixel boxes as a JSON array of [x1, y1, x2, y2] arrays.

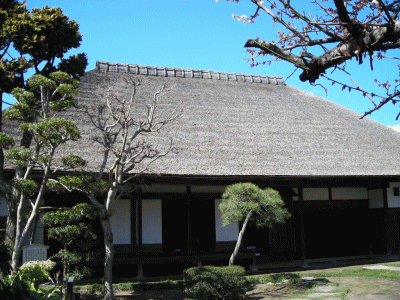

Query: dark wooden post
[[382, 185, 392, 256], [130, 190, 136, 256], [298, 187, 308, 268], [66, 277, 75, 300], [136, 187, 144, 279], [187, 186, 192, 253]]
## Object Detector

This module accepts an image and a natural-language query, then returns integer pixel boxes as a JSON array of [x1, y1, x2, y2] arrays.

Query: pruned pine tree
[[219, 182, 290, 266], [50, 79, 181, 300], [1, 72, 82, 272], [41, 203, 98, 299], [0, 1, 88, 251], [224, 0, 400, 118]]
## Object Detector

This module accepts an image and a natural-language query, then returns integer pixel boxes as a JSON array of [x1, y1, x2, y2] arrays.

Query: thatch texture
[[4, 61, 400, 177]]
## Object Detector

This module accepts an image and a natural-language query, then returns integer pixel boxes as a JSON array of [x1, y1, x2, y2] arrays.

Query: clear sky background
[[5, 0, 400, 125]]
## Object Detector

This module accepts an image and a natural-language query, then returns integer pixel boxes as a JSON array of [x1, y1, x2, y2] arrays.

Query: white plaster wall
[[332, 187, 368, 200], [215, 199, 239, 241], [303, 188, 329, 200], [388, 182, 400, 208], [142, 199, 162, 244], [0, 198, 8, 216], [141, 185, 186, 193], [110, 199, 131, 245], [369, 189, 383, 208], [191, 186, 226, 193]]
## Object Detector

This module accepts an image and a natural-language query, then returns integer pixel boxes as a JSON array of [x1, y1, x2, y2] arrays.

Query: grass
[[77, 278, 184, 295], [296, 266, 400, 280]]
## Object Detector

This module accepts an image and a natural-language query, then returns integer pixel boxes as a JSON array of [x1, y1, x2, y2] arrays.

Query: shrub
[[183, 265, 246, 300], [0, 275, 31, 300], [18, 260, 56, 289]]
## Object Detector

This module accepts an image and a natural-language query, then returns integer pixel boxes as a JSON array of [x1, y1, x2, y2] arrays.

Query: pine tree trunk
[[229, 211, 253, 266], [11, 165, 51, 271], [101, 215, 114, 300], [11, 206, 36, 270], [5, 129, 34, 251]]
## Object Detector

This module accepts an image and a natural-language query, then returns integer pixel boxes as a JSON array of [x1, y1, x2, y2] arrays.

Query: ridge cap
[[95, 61, 286, 85]]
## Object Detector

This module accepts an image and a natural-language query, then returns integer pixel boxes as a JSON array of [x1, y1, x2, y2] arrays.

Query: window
[[394, 187, 400, 197]]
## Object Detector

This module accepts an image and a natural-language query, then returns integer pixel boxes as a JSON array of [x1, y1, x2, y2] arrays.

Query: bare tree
[[53, 79, 181, 300], [225, 0, 400, 118]]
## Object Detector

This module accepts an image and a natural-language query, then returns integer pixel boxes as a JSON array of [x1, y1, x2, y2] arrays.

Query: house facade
[[3, 61, 400, 276]]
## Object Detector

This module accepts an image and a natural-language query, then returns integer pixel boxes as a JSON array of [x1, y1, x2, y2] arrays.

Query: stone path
[[289, 265, 400, 299], [290, 277, 343, 300], [363, 265, 400, 271]]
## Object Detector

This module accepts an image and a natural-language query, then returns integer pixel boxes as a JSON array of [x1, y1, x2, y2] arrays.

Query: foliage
[[42, 203, 98, 288], [0, 133, 14, 149], [18, 260, 56, 290], [6, 72, 79, 122], [4, 5, 84, 76], [11, 178, 37, 196], [220, 183, 290, 228], [67, 266, 92, 282], [225, 0, 400, 118], [0, 268, 61, 300], [183, 265, 247, 300], [5, 146, 32, 167], [0, 2, 87, 96], [0, 274, 33, 300], [0, 1, 87, 277], [5, 72, 85, 273], [60, 155, 87, 169], [48, 174, 109, 194], [20, 118, 80, 145], [220, 183, 290, 266]]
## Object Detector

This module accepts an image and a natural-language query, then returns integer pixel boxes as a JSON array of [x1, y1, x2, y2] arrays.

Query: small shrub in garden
[[183, 265, 246, 300], [18, 260, 56, 289]]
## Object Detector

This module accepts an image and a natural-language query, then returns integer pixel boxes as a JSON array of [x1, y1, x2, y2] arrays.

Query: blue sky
[[5, 0, 400, 125]]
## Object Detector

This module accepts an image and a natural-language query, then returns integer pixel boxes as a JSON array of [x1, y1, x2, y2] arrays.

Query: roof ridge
[[96, 61, 285, 85]]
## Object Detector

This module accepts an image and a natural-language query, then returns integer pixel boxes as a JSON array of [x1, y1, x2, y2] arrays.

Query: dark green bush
[[183, 265, 246, 300]]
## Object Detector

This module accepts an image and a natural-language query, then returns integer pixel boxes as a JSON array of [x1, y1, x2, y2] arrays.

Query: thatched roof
[[5, 61, 400, 178]]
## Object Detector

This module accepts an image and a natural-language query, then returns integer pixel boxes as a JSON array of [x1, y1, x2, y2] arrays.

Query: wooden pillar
[[136, 187, 144, 279], [298, 187, 308, 268], [382, 185, 392, 256], [130, 191, 136, 255], [187, 186, 192, 253]]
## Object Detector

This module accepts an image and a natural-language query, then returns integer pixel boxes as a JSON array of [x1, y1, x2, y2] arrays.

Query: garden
[[3, 254, 400, 300]]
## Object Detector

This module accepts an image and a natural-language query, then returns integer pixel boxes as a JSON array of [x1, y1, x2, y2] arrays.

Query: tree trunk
[[11, 202, 37, 270], [101, 214, 114, 300], [11, 165, 50, 271], [5, 130, 34, 250], [229, 211, 253, 266]]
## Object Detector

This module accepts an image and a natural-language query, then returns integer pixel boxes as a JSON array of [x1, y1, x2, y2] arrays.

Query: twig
[[350, 78, 376, 106]]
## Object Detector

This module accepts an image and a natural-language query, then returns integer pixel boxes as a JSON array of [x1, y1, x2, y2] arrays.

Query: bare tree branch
[[226, 0, 400, 117]]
